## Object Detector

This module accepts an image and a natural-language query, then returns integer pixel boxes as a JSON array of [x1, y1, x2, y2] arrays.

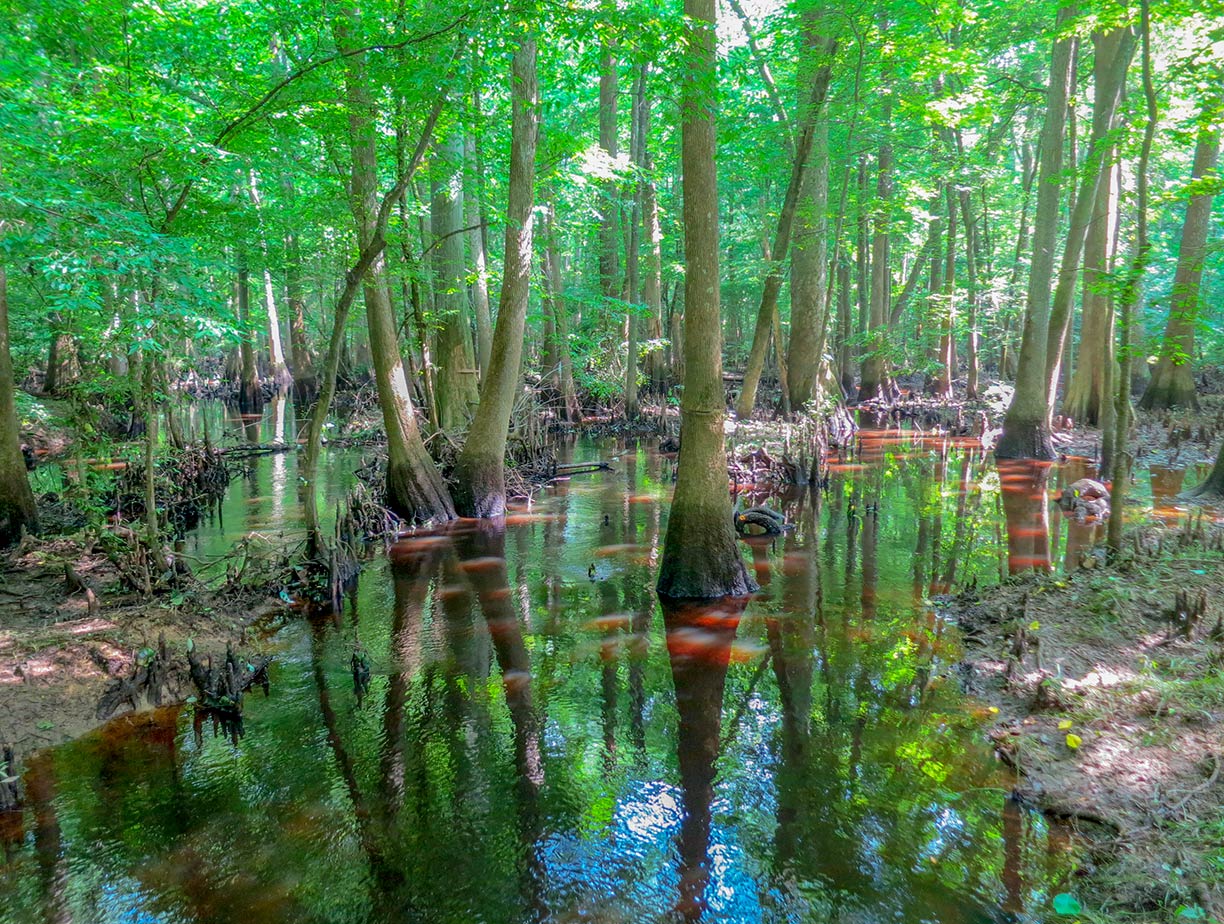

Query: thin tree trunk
[[453, 32, 540, 517], [786, 12, 834, 411], [625, 68, 647, 420], [466, 112, 494, 378], [658, 0, 755, 599]]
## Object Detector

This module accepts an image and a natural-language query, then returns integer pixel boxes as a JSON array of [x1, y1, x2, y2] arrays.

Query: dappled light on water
[[4, 429, 1139, 923]]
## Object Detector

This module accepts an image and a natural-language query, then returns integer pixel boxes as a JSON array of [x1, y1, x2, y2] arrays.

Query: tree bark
[[432, 130, 480, 430], [452, 33, 540, 518], [1044, 26, 1136, 412], [1139, 98, 1221, 412], [786, 12, 835, 411], [541, 202, 581, 423], [995, 9, 1075, 460], [734, 37, 837, 418], [0, 266, 37, 545], [858, 65, 895, 404], [235, 254, 263, 412], [466, 114, 494, 379], [248, 170, 293, 392], [282, 176, 317, 402], [657, 0, 755, 599]]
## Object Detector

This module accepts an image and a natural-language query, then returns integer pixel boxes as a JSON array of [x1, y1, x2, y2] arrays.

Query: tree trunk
[[625, 68, 648, 420], [786, 11, 834, 412], [1108, 0, 1157, 554], [642, 146, 666, 396], [598, 20, 620, 308], [283, 203, 316, 402], [1063, 138, 1119, 424], [1044, 26, 1136, 412], [466, 114, 494, 380], [995, 10, 1074, 460], [432, 131, 480, 431], [657, 0, 755, 599], [248, 170, 292, 392], [236, 255, 263, 413], [959, 188, 982, 398], [452, 33, 539, 518], [542, 202, 581, 423], [858, 75, 894, 404], [332, 7, 453, 523], [1139, 103, 1221, 412], [0, 267, 37, 545], [735, 37, 837, 418]]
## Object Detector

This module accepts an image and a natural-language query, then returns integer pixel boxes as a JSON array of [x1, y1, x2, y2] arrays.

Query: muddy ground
[[949, 532, 1224, 922], [0, 537, 284, 757]]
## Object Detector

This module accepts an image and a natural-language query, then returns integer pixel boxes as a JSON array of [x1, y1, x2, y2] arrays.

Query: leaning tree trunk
[[995, 9, 1075, 460], [1139, 105, 1221, 412], [735, 36, 837, 419], [0, 266, 37, 545], [657, 0, 755, 599], [333, 7, 453, 523], [452, 33, 540, 518]]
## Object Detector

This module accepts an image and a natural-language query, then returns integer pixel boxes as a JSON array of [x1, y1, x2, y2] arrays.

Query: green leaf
[[1052, 893, 1082, 915]]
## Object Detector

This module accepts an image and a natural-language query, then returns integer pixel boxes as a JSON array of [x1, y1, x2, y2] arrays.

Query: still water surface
[[3, 414, 1208, 924]]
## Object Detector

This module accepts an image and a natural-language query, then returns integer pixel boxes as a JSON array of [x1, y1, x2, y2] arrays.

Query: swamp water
[[2, 416, 1214, 924]]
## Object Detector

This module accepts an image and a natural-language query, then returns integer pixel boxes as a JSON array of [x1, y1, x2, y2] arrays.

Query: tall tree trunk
[[786, 12, 835, 411], [432, 131, 480, 431], [625, 68, 647, 420], [598, 17, 620, 308], [995, 10, 1074, 460], [1063, 132, 1121, 424], [542, 202, 581, 422], [959, 188, 982, 398], [735, 38, 837, 418], [466, 113, 494, 378], [282, 176, 317, 402], [657, 0, 755, 599], [1139, 99, 1221, 411], [0, 266, 36, 545], [934, 186, 957, 400], [1108, 0, 1157, 554], [248, 170, 292, 392], [452, 33, 540, 517], [642, 144, 666, 396], [332, 7, 453, 523], [858, 69, 894, 404], [236, 254, 263, 412], [1044, 26, 1136, 412]]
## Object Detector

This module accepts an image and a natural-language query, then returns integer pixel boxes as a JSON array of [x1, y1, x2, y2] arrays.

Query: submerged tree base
[[657, 497, 758, 599], [451, 452, 507, 519], [994, 418, 1056, 461]]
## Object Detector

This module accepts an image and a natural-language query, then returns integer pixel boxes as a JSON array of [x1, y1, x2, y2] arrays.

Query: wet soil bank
[[949, 541, 1224, 921], [0, 537, 284, 755]]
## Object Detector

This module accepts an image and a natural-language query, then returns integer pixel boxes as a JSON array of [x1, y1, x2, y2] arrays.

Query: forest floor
[[949, 533, 1224, 923]]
